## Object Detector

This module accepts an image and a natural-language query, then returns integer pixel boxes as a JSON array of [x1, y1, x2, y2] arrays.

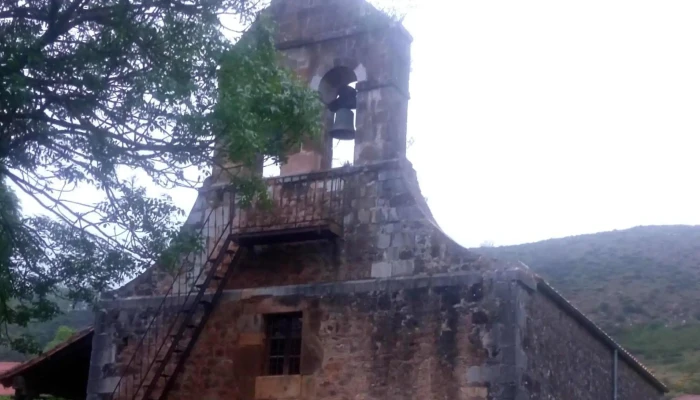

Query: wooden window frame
[[263, 312, 303, 376]]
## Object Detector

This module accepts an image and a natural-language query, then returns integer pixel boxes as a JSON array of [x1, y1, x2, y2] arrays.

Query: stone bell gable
[[86, 1, 667, 399]]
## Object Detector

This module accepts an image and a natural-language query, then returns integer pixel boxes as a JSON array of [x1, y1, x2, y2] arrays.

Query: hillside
[[0, 294, 93, 362], [473, 225, 700, 394], [0, 310, 93, 362]]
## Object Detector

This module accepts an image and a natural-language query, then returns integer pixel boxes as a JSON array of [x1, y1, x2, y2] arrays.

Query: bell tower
[[269, 0, 412, 175]]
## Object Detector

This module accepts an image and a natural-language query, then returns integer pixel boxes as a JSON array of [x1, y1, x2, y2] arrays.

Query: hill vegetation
[[474, 225, 700, 394], [2, 225, 698, 394], [0, 310, 92, 362], [0, 293, 92, 361]]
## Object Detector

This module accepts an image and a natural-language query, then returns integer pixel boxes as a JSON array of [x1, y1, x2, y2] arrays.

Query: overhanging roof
[[0, 327, 94, 399]]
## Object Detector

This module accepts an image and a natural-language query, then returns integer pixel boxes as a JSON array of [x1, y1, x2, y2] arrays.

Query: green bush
[[619, 323, 700, 359], [618, 323, 700, 393]]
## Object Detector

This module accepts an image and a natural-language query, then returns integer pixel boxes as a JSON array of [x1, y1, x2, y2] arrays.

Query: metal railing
[[110, 187, 235, 400], [233, 171, 346, 237], [110, 171, 348, 399]]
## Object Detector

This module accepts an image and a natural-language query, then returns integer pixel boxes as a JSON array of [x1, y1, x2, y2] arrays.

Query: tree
[[0, 0, 323, 353], [42, 325, 76, 352]]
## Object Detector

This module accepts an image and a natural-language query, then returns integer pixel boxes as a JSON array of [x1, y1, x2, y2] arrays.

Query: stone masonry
[[86, 1, 667, 399], [90, 269, 666, 400]]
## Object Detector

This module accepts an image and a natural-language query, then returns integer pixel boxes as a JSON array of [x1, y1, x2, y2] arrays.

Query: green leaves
[[43, 325, 76, 352], [0, 0, 324, 354], [216, 17, 324, 169]]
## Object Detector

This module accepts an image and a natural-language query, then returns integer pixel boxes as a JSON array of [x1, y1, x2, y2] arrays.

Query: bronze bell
[[329, 108, 356, 140], [328, 85, 357, 140]]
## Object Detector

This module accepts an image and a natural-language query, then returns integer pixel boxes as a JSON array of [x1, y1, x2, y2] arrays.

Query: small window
[[265, 312, 302, 375]]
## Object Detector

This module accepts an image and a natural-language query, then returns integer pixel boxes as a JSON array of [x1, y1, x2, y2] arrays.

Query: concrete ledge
[[100, 267, 543, 311], [99, 270, 506, 309]]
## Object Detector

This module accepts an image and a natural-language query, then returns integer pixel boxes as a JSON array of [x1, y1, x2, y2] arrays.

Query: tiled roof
[[0, 363, 20, 395]]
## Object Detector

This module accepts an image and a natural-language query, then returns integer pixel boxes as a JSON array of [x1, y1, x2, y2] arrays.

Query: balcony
[[230, 171, 346, 245]]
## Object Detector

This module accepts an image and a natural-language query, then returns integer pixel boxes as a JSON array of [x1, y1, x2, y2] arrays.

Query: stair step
[[211, 275, 223, 281]]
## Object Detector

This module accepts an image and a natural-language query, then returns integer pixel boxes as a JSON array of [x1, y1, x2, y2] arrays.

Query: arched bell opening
[[318, 67, 358, 168]]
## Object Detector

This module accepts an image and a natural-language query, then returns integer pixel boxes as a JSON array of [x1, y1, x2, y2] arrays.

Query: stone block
[[387, 207, 399, 221], [391, 232, 415, 247], [255, 375, 302, 399], [370, 208, 381, 223], [397, 206, 424, 221], [384, 246, 401, 262], [377, 233, 391, 249], [236, 314, 263, 333], [461, 386, 489, 399], [93, 376, 119, 395], [466, 366, 499, 385], [89, 330, 110, 360], [300, 375, 316, 399], [391, 260, 414, 276], [238, 332, 264, 346], [378, 169, 401, 181], [371, 262, 392, 278], [382, 222, 401, 234], [343, 212, 355, 226], [357, 209, 371, 224]]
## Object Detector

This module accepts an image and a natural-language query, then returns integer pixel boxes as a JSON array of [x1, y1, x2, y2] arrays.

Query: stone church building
[[62, 0, 667, 399]]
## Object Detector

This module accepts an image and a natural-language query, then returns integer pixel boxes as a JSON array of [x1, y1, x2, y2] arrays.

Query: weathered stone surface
[[268, 0, 411, 171], [86, 1, 666, 399], [517, 283, 662, 400], [91, 269, 665, 400], [370, 262, 391, 278], [255, 375, 302, 399], [164, 283, 500, 400]]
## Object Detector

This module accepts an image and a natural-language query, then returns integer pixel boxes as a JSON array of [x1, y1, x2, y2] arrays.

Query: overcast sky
[[119, 0, 700, 248], [15, 0, 700, 249], [381, 0, 700, 247]]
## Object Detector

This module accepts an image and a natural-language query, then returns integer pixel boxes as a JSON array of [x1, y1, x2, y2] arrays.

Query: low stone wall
[[88, 269, 665, 400], [517, 280, 664, 400]]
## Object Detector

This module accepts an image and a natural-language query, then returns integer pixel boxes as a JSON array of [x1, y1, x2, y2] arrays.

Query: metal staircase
[[109, 171, 347, 400], [110, 188, 245, 400]]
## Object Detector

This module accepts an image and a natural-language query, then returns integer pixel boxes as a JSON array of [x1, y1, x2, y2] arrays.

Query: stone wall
[[89, 270, 665, 400], [226, 160, 491, 285], [517, 280, 664, 400], [109, 160, 492, 299], [90, 272, 520, 400]]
